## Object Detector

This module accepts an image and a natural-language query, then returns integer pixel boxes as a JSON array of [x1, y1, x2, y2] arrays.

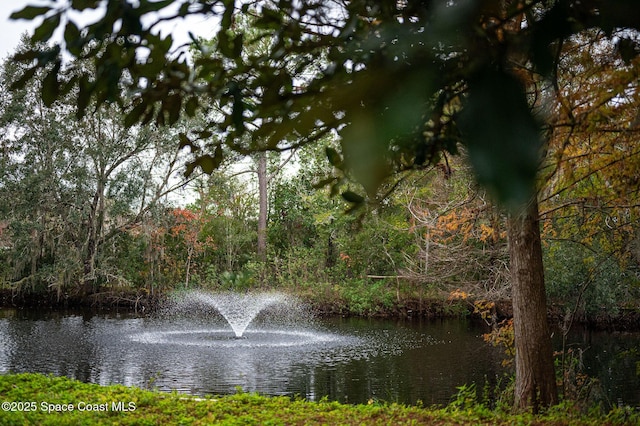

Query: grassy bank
[[0, 373, 637, 425]]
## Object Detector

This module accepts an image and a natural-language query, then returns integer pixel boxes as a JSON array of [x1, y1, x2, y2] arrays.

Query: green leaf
[[198, 156, 214, 174], [232, 33, 244, 57], [42, 62, 61, 107], [325, 147, 343, 168], [71, 0, 100, 11], [163, 93, 182, 125], [212, 145, 223, 167], [178, 133, 200, 153], [12, 50, 40, 62], [459, 70, 542, 208], [184, 161, 196, 177], [255, 7, 282, 30], [313, 177, 338, 189], [220, 1, 234, 31], [76, 74, 93, 118], [185, 97, 199, 117], [341, 190, 365, 204], [217, 31, 232, 58], [178, 2, 190, 16], [178, 133, 191, 150], [64, 21, 83, 56], [232, 98, 245, 133], [194, 151, 223, 175], [9, 66, 38, 90], [125, 102, 147, 127], [32, 14, 61, 43], [10, 6, 51, 20], [138, 0, 174, 14]]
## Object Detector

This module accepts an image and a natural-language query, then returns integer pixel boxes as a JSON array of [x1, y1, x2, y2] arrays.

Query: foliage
[[484, 319, 516, 368], [402, 158, 511, 300], [1, 373, 638, 426], [555, 348, 603, 407], [0, 39, 190, 297], [0, 31, 637, 324], [10, 1, 640, 208], [192, 171, 258, 281], [482, 318, 610, 408], [544, 240, 638, 318], [539, 28, 640, 318]]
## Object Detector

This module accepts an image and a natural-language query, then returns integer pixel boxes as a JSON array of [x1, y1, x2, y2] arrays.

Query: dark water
[[0, 307, 638, 407]]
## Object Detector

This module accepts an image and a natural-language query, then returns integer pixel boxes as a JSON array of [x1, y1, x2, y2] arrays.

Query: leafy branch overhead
[[9, 0, 640, 206]]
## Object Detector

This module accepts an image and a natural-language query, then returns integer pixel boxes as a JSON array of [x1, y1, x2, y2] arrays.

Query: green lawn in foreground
[[0, 373, 637, 425]]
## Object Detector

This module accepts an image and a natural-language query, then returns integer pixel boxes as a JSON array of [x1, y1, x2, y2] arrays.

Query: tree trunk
[[83, 179, 105, 296], [257, 152, 268, 262], [508, 198, 558, 412]]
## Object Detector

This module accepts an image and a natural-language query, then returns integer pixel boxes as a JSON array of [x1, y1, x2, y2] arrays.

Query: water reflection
[[555, 327, 640, 407], [0, 308, 638, 407]]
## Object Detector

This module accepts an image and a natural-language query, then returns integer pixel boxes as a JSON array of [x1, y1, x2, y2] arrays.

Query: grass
[[1, 373, 638, 425]]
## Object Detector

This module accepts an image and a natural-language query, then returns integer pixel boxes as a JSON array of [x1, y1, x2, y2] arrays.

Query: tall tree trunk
[[257, 152, 268, 262], [185, 246, 193, 288], [83, 221, 98, 295], [83, 179, 105, 296], [508, 198, 558, 412]]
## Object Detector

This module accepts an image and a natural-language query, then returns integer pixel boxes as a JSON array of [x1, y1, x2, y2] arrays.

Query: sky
[[0, 0, 217, 60], [1, 1, 35, 59]]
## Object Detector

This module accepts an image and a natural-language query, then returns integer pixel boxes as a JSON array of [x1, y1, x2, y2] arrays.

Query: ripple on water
[[129, 327, 351, 349]]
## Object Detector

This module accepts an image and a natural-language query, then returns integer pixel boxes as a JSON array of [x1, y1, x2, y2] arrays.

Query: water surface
[[0, 308, 638, 407]]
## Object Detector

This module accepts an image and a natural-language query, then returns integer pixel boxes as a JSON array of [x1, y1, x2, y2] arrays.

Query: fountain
[[177, 291, 288, 338], [130, 290, 342, 348]]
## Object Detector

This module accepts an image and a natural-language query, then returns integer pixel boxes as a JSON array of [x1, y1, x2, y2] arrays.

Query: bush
[[544, 240, 638, 318]]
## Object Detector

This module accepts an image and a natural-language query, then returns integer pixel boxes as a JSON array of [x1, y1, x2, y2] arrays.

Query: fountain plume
[[172, 290, 288, 337]]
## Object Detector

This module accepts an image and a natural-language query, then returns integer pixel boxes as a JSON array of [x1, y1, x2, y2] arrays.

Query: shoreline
[[1, 288, 639, 331]]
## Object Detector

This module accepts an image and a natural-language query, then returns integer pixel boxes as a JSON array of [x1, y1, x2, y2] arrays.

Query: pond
[[0, 306, 638, 408]]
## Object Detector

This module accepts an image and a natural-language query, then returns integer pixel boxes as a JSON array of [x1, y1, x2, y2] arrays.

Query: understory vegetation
[[0, 373, 637, 426]]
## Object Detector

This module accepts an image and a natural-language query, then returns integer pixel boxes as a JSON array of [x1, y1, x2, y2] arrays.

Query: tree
[[0, 38, 191, 297], [539, 29, 640, 319], [256, 152, 268, 262], [9, 0, 640, 410], [188, 12, 297, 265], [404, 157, 510, 300], [194, 171, 257, 276]]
